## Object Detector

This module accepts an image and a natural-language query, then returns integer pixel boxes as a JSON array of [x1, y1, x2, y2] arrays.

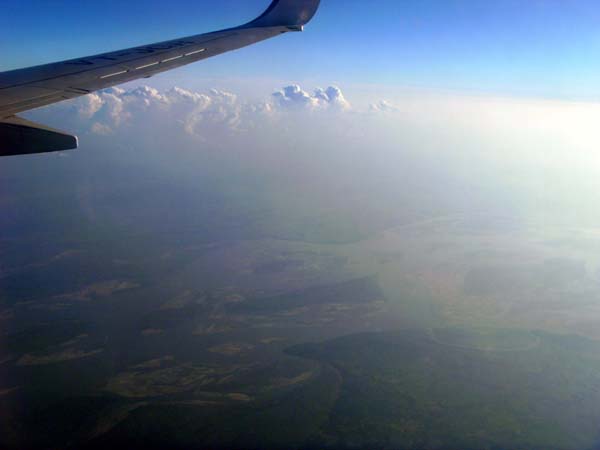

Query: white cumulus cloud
[[369, 100, 401, 113], [272, 85, 350, 111], [29, 83, 395, 146]]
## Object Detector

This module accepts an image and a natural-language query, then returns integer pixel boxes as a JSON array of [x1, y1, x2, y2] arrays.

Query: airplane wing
[[0, 0, 320, 157]]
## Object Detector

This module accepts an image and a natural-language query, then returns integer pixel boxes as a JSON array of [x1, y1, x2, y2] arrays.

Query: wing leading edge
[[0, 0, 320, 157]]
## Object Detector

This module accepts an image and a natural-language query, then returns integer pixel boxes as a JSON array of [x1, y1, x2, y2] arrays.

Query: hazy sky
[[3, 0, 600, 99], [4, 0, 600, 229]]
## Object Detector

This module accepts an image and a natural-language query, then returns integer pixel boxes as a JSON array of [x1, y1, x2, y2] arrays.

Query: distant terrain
[[2, 145, 600, 449]]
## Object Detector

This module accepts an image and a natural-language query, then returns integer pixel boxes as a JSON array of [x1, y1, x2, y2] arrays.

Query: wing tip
[[245, 0, 321, 29]]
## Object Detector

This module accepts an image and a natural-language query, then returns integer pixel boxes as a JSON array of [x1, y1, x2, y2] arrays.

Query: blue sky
[[2, 0, 600, 99]]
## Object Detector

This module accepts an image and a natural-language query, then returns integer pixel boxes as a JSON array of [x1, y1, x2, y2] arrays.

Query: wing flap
[[0, 116, 78, 157]]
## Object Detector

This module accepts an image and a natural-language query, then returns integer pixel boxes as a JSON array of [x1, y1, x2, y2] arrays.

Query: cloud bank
[[39, 84, 358, 140], [20, 81, 600, 228]]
